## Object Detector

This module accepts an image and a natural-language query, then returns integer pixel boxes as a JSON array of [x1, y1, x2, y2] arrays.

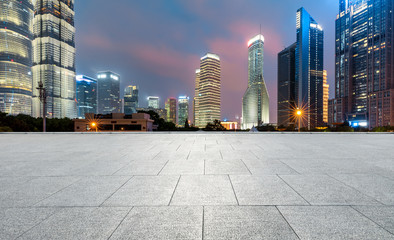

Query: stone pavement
[[0, 133, 393, 239]]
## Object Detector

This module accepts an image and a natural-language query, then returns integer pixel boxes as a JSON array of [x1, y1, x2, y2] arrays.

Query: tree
[[204, 120, 226, 131], [184, 118, 190, 128]]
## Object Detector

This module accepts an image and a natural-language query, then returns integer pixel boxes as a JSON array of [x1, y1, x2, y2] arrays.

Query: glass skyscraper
[[97, 71, 120, 114], [193, 69, 200, 126], [296, 8, 324, 129], [277, 43, 296, 127], [165, 97, 177, 124], [178, 95, 189, 126], [0, 0, 33, 115], [76, 75, 97, 118], [332, 0, 393, 128], [242, 34, 270, 129], [32, 0, 76, 119], [194, 53, 221, 128], [124, 85, 138, 115], [148, 96, 159, 109]]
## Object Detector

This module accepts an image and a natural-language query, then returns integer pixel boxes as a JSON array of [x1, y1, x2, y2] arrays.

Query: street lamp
[[296, 109, 302, 132], [91, 122, 97, 132]]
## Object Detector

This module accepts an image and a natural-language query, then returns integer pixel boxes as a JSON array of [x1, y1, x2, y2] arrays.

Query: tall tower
[[178, 96, 189, 126], [296, 8, 324, 129], [165, 97, 177, 124], [32, 0, 76, 119], [193, 69, 200, 126], [195, 53, 221, 128], [76, 75, 97, 118], [333, 0, 394, 128], [97, 71, 120, 114], [277, 43, 297, 127], [0, 0, 34, 115], [242, 34, 270, 129], [148, 96, 159, 109], [323, 70, 329, 124], [124, 85, 138, 114]]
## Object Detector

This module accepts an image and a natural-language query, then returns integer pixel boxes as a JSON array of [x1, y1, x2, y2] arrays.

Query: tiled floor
[[0, 133, 393, 239]]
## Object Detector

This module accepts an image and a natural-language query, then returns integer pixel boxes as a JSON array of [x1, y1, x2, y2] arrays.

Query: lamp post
[[296, 109, 302, 132], [36, 81, 46, 132], [91, 122, 97, 132]]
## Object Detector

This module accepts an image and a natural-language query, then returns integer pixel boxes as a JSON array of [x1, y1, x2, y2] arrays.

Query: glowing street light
[[91, 122, 97, 132], [296, 109, 302, 132]]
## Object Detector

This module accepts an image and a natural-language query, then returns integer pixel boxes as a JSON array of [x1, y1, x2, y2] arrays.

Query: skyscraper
[[165, 97, 177, 124], [242, 34, 270, 129], [97, 71, 120, 114], [178, 96, 189, 126], [333, 0, 393, 128], [0, 0, 33, 115], [148, 96, 159, 109], [296, 8, 324, 129], [277, 43, 296, 127], [194, 53, 221, 128], [193, 69, 200, 126], [124, 85, 138, 114], [32, 0, 76, 119], [76, 75, 97, 118], [323, 70, 329, 124]]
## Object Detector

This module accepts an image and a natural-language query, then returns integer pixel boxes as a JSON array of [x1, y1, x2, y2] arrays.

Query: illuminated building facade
[[32, 0, 76, 119], [277, 43, 296, 127], [296, 8, 324, 129], [165, 97, 177, 124], [76, 75, 97, 118], [148, 96, 159, 109], [242, 34, 270, 129], [124, 85, 138, 114], [97, 71, 120, 114], [0, 0, 33, 115], [323, 70, 329, 123], [333, 0, 394, 128], [193, 69, 200, 126], [194, 53, 221, 128], [178, 95, 189, 126]]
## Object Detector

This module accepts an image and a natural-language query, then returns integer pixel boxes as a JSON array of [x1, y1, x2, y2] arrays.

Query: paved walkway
[[0, 133, 393, 239]]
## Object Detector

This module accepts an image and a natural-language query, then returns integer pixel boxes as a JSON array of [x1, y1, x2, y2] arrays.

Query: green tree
[[204, 120, 226, 131]]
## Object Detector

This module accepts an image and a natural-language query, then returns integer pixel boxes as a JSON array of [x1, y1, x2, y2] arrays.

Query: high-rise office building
[[194, 53, 221, 128], [193, 69, 200, 126], [148, 96, 159, 109], [76, 75, 97, 118], [242, 34, 270, 129], [97, 71, 120, 114], [124, 85, 138, 114], [296, 8, 324, 129], [333, 0, 393, 128], [323, 70, 329, 123], [0, 0, 33, 115], [178, 96, 189, 126], [32, 0, 76, 119], [165, 97, 177, 124], [277, 43, 297, 127]]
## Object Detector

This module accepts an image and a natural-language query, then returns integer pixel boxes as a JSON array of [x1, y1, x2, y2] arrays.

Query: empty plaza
[[0, 133, 393, 239]]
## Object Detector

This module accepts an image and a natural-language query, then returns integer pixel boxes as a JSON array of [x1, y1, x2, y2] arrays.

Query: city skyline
[[75, 0, 338, 123]]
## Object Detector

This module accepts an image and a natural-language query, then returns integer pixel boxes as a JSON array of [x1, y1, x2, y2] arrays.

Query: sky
[[75, 0, 339, 123]]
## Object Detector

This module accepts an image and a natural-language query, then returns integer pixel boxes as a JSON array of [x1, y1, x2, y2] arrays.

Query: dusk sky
[[75, 0, 338, 123]]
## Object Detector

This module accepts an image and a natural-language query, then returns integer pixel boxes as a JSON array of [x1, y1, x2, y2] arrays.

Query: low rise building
[[74, 113, 154, 132]]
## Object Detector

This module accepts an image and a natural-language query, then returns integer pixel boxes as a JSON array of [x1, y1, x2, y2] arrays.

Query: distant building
[[76, 75, 97, 118], [242, 34, 270, 129], [97, 71, 120, 114], [296, 8, 324, 129], [0, 0, 33, 116], [194, 53, 221, 128], [178, 96, 189, 126], [165, 97, 177, 124], [323, 70, 329, 124], [277, 43, 296, 127], [148, 96, 159, 109], [74, 113, 153, 132], [221, 121, 239, 130], [124, 85, 138, 114], [32, 0, 77, 119]]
